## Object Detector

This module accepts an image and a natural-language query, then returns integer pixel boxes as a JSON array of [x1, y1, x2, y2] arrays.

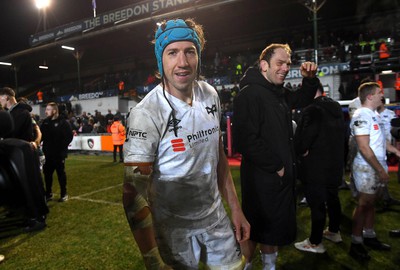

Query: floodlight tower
[[302, 0, 326, 65], [62, 46, 83, 93], [35, 0, 51, 31]]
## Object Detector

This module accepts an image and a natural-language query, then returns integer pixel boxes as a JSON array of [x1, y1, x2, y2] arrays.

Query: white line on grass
[[78, 184, 122, 197], [71, 197, 122, 206], [69, 184, 123, 206]]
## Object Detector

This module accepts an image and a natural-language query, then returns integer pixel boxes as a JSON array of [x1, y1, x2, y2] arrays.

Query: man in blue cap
[[122, 18, 250, 269]]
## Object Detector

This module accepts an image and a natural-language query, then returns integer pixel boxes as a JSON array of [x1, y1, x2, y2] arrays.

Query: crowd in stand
[[25, 26, 400, 107]]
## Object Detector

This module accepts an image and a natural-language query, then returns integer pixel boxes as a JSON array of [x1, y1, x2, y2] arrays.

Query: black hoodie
[[294, 96, 345, 187], [7, 102, 33, 142]]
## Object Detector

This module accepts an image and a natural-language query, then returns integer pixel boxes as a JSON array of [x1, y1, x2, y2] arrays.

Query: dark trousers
[[305, 185, 342, 245], [113, 144, 123, 161], [43, 158, 67, 196]]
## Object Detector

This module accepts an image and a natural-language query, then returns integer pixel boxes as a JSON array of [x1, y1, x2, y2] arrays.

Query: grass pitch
[[0, 153, 400, 269]]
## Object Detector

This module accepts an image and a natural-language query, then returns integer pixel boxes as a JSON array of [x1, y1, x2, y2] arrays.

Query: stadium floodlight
[[0, 62, 12, 66], [61, 45, 75, 51], [35, 0, 51, 9], [39, 65, 48, 70]]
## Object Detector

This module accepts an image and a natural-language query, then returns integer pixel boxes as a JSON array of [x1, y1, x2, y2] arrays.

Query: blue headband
[[154, 19, 201, 77]]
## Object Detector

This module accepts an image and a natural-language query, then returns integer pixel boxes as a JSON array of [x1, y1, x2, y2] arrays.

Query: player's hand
[[232, 210, 250, 243], [277, 167, 285, 177], [30, 141, 38, 150], [378, 170, 390, 184], [300, 61, 318, 78]]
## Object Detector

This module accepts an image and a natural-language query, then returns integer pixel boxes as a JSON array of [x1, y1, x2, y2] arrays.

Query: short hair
[[259, 43, 292, 65], [358, 82, 380, 104], [17, 97, 28, 103], [46, 102, 59, 114], [0, 87, 16, 97]]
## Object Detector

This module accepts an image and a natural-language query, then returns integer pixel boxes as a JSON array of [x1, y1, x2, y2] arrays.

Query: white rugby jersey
[[351, 107, 386, 164], [379, 108, 396, 141], [124, 81, 226, 231], [348, 97, 361, 118]]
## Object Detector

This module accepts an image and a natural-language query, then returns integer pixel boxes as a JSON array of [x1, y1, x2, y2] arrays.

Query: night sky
[[0, 0, 133, 56], [0, 0, 398, 57]]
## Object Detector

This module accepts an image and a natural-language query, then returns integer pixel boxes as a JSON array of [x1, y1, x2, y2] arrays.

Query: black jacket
[[294, 96, 345, 187], [233, 66, 319, 245], [40, 116, 73, 159], [8, 102, 33, 142]]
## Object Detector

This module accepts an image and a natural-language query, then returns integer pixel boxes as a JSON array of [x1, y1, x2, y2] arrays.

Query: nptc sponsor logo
[[128, 128, 147, 140]]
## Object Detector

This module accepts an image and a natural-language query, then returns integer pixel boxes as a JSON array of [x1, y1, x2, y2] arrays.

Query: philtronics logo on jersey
[[168, 118, 182, 133], [171, 138, 186, 152], [187, 125, 219, 148], [128, 128, 147, 140], [205, 104, 217, 116]]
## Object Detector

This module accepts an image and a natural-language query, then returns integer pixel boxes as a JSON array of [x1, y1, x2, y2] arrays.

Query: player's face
[[261, 48, 291, 85], [371, 87, 384, 108], [0, 95, 7, 108], [162, 41, 198, 96], [45, 105, 56, 118]]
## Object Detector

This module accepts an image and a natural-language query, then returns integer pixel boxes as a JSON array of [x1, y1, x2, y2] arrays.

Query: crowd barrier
[[68, 134, 116, 152]]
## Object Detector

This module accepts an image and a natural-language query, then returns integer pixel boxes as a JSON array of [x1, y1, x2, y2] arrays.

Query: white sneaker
[[323, 228, 343, 243], [294, 238, 326, 253]]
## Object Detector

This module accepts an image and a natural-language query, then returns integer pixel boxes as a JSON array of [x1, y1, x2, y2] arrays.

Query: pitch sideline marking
[[70, 183, 123, 206], [67, 156, 123, 205], [71, 197, 122, 206]]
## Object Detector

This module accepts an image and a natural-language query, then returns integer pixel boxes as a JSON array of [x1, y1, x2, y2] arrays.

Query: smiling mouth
[[176, 72, 189, 76]]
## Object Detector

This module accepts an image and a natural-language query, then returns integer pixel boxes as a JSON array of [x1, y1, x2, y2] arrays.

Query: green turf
[[0, 154, 400, 269]]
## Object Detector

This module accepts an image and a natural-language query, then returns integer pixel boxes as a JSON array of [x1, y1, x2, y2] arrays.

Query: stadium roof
[[0, 0, 398, 95]]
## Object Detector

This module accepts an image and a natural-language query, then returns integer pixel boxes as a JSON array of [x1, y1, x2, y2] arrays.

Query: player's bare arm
[[355, 135, 389, 183], [216, 137, 250, 243], [123, 162, 172, 270]]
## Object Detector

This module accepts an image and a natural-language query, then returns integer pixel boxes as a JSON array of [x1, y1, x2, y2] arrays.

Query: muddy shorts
[[155, 214, 242, 270], [352, 162, 387, 195]]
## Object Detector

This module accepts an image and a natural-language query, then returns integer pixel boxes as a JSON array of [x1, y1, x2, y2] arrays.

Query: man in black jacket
[[233, 43, 318, 269], [0, 89, 48, 232], [294, 84, 345, 254], [40, 102, 73, 202], [0, 87, 33, 142]]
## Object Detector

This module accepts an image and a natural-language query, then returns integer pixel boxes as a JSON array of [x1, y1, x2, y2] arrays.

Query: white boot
[[261, 252, 277, 270]]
